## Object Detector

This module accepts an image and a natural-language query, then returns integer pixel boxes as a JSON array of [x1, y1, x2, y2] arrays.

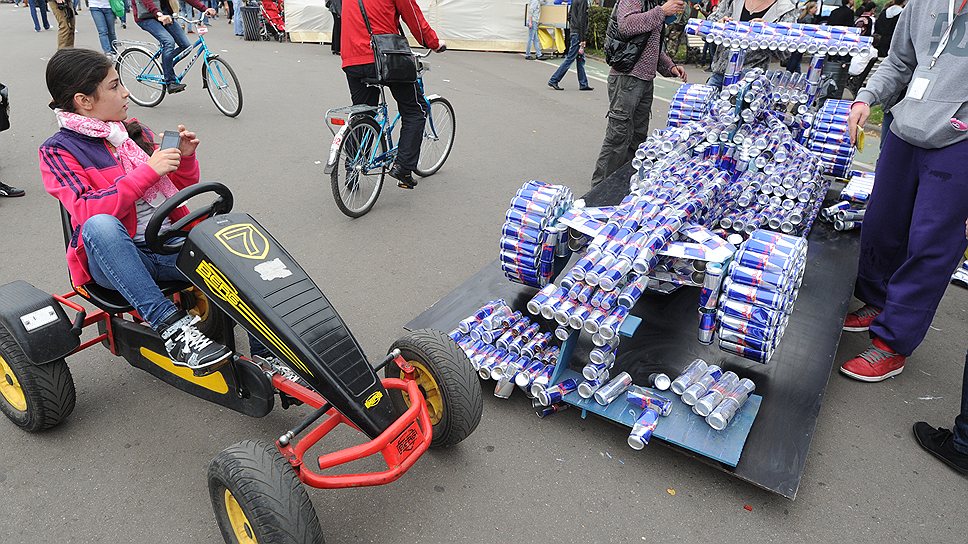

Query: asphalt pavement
[[0, 7, 965, 544]]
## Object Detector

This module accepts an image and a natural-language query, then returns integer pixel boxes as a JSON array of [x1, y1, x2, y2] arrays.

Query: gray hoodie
[[856, 0, 968, 149]]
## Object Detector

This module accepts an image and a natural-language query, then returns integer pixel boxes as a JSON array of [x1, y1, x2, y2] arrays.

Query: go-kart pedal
[[160, 312, 233, 376]]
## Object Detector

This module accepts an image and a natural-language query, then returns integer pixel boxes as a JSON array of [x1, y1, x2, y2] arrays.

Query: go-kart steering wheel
[[145, 182, 234, 255]]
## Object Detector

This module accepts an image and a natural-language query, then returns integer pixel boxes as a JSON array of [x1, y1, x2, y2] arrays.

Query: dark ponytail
[[125, 120, 156, 156], [45, 48, 114, 112]]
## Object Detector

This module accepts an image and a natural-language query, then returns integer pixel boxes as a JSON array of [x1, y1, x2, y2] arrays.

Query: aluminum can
[[628, 408, 660, 450], [535, 400, 570, 418], [719, 338, 772, 364], [537, 378, 579, 407], [693, 371, 740, 417], [699, 261, 724, 310], [649, 372, 671, 390], [681, 365, 724, 405], [578, 378, 606, 399], [626, 385, 674, 416], [698, 308, 717, 345], [706, 378, 756, 430], [671, 358, 709, 395], [593, 372, 634, 406]]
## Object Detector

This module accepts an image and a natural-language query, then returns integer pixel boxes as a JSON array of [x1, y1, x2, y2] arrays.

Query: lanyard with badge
[[909, 0, 968, 100]]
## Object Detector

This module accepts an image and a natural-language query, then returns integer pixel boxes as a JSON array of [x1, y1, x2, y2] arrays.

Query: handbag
[[357, 0, 417, 84], [109, 0, 125, 20], [0, 83, 10, 133], [604, 0, 655, 73]]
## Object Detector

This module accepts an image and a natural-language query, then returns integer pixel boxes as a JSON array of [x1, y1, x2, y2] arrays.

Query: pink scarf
[[55, 110, 178, 206]]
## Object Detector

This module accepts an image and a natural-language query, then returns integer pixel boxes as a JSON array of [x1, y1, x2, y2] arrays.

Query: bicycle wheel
[[330, 117, 386, 218], [204, 57, 244, 118], [414, 97, 456, 177], [117, 48, 165, 108]]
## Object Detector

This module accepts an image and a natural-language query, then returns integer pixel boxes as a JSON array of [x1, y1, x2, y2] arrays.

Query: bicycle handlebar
[[173, 13, 207, 25]]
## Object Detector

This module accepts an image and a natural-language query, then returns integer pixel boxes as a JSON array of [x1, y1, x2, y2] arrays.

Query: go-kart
[[0, 182, 483, 543]]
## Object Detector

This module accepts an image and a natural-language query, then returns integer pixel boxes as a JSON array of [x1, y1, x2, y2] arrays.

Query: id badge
[[907, 67, 936, 101]]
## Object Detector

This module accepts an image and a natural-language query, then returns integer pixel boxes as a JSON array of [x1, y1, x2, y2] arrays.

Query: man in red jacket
[[340, 0, 446, 189]]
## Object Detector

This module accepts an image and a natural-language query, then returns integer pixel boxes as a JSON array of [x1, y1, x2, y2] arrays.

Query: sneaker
[[840, 337, 905, 382], [579, 86, 594, 91], [161, 312, 233, 375], [166, 82, 187, 94], [913, 422, 968, 476], [952, 261, 968, 288], [843, 304, 881, 332], [524, 55, 534, 60], [0, 182, 26, 198], [388, 163, 417, 189]]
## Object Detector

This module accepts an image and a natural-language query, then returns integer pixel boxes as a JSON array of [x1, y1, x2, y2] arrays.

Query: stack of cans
[[715, 230, 808, 363], [501, 180, 573, 288], [820, 170, 873, 231], [685, 18, 875, 58], [806, 99, 856, 179], [666, 84, 716, 128], [625, 385, 674, 449], [449, 300, 562, 399], [668, 358, 757, 431]]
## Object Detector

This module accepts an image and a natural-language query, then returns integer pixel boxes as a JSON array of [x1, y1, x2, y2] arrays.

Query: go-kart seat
[[59, 205, 190, 313]]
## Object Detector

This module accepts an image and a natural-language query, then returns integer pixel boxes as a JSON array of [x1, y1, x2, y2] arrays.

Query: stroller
[[260, 0, 286, 41]]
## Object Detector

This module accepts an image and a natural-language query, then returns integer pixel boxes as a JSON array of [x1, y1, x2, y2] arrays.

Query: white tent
[[286, 0, 556, 52]]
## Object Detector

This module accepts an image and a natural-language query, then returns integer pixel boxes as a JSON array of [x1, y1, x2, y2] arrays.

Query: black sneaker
[[388, 163, 417, 189], [167, 82, 187, 94], [0, 182, 25, 198], [913, 422, 968, 476], [161, 312, 233, 376]]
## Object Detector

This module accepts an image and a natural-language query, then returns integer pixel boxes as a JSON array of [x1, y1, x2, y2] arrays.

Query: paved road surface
[[0, 8, 965, 543]]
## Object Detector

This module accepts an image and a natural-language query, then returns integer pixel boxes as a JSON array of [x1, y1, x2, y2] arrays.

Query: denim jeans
[[548, 33, 588, 88], [525, 23, 542, 57], [954, 350, 968, 454], [121, 0, 130, 24], [233, 0, 243, 35], [706, 72, 725, 90], [137, 18, 192, 83], [28, 0, 50, 31], [89, 7, 117, 54], [82, 214, 182, 330]]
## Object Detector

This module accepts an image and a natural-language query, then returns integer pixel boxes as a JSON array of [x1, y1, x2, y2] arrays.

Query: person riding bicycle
[[340, 0, 446, 189], [39, 49, 233, 375], [132, 0, 217, 93]]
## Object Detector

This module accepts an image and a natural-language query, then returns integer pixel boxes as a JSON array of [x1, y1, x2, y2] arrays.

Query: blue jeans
[[137, 18, 192, 84], [82, 214, 182, 330], [706, 72, 725, 89], [90, 7, 117, 54], [233, 0, 243, 35], [548, 33, 588, 88], [525, 23, 542, 57], [28, 0, 50, 30], [955, 350, 968, 454]]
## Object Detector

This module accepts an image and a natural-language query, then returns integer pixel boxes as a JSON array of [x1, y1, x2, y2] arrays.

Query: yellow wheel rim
[[0, 354, 27, 412], [186, 288, 212, 321], [224, 489, 258, 544], [402, 359, 443, 426]]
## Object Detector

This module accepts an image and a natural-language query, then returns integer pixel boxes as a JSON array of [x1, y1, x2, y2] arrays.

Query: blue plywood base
[[555, 369, 762, 467]]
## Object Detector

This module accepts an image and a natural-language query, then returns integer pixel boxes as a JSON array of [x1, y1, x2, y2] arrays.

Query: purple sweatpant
[[854, 130, 968, 357]]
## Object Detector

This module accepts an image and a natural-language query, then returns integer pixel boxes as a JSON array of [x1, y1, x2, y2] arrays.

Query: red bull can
[[626, 385, 674, 416], [628, 408, 660, 450]]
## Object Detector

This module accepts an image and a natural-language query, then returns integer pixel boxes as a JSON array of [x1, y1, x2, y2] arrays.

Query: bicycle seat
[[59, 205, 190, 313]]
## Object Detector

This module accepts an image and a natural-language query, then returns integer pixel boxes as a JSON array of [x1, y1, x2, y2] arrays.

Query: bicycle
[[324, 50, 456, 218], [115, 15, 243, 118]]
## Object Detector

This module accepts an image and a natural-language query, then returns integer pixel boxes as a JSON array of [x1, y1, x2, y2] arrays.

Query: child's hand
[[177, 124, 200, 156], [148, 148, 182, 177]]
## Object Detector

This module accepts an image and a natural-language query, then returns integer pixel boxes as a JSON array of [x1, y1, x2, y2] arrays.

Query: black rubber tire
[[209, 440, 324, 544], [385, 329, 482, 448], [0, 326, 76, 432], [413, 96, 456, 178], [204, 57, 244, 117], [330, 116, 386, 218], [116, 47, 166, 108]]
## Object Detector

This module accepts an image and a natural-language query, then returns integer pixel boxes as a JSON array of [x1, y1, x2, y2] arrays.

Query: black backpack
[[604, 0, 658, 73]]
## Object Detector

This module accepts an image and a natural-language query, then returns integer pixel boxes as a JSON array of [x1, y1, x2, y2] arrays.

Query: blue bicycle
[[324, 50, 456, 217], [115, 15, 243, 117]]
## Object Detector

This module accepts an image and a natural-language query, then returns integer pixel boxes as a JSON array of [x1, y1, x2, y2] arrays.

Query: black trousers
[[330, 13, 340, 53], [343, 63, 426, 172]]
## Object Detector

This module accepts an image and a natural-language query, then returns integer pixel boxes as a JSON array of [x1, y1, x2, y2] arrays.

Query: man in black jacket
[[826, 0, 855, 26], [548, 0, 593, 91]]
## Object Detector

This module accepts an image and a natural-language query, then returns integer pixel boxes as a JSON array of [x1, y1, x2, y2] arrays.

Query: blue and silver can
[[626, 385, 674, 416], [594, 371, 634, 406], [537, 378, 579, 406], [627, 408, 660, 450]]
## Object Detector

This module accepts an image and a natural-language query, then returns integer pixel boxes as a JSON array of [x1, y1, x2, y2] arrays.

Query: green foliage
[[588, 5, 612, 51]]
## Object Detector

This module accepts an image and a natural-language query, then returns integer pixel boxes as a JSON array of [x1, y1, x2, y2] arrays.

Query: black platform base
[[407, 163, 861, 499]]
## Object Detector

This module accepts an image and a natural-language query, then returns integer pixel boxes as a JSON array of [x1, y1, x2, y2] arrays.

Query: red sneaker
[[840, 338, 906, 382], [843, 304, 882, 332]]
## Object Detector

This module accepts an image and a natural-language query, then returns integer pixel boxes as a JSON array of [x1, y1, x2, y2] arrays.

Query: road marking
[[537, 59, 673, 103]]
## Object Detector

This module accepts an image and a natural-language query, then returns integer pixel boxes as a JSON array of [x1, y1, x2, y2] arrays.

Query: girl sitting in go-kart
[[39, 48, 232, 375]]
